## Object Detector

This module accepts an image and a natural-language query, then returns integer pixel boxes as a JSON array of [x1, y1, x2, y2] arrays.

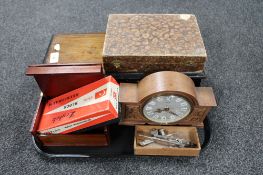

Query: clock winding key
[[158, 128, 166, 136], [138, 139, 154, 146]]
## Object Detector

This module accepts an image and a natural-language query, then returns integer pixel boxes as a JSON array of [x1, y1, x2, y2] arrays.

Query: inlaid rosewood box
[[103, 14, 207, 74]]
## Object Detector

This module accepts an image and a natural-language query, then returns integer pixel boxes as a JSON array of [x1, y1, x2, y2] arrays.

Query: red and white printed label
[[39, 113, 109, 134], [38, 76, 119, 134], [45, 83, 111, 115]]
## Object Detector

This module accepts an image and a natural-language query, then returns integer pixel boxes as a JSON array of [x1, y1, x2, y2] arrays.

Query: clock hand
[[155, 107, 170, 113], [154, 109, 163, 113], [161, 107, 179, 116], [167, 111, 178, 116]]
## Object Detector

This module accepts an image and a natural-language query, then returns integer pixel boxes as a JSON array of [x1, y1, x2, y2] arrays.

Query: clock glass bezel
[[141, 93, 193, 124]]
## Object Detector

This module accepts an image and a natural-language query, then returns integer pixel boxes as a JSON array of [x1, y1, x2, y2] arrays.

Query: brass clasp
[[111, 60, 121, 69]]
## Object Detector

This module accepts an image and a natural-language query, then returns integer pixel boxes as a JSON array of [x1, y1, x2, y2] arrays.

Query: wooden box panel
[[44, 33, 105, 64], [38, 132, 109, 147], [32, 95, 110, 147], [134, 125, 201, 156], [103, 14, 207, 73]]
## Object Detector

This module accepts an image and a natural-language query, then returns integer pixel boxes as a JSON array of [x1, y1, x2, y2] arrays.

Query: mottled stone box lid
[[103, 14, 206, 60], [102, 14, 207, 73]]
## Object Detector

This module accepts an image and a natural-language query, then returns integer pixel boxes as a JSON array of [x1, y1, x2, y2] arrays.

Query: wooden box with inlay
[[103, 14, 207, 74]]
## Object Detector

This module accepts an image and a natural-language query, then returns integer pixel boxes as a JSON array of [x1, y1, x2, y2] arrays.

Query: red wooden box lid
[[26, 63, 104, 98]]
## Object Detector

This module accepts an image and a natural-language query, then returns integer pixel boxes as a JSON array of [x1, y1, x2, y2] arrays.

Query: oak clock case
[[119, 71, 217, 127]]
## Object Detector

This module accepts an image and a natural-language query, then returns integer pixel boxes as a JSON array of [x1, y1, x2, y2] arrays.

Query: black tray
[[32, 118, 212, 158], [32, 37, 210, 157]]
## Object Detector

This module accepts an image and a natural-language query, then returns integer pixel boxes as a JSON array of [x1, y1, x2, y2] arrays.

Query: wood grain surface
[[45, 33, 105, 64]]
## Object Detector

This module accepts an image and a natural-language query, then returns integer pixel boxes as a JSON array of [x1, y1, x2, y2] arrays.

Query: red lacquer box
[[26, 64, 112, 147]]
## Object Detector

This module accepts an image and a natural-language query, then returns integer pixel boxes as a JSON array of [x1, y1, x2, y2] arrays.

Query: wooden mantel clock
[[119, 71, 217, 127]]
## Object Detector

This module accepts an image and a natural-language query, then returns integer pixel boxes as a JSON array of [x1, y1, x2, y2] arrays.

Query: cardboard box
[[37, 76, 119, 134]]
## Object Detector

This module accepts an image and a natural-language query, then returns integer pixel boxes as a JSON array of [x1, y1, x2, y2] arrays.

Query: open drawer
[[134, 125, 201, 157], [31, 95, 110, 147]]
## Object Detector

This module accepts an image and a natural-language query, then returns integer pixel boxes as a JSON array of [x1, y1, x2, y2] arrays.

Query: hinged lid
[[103, 14, 207, 73], [26, 64, 104, 98], [103, 14, 206, 60], [26, 33, 106, 98]]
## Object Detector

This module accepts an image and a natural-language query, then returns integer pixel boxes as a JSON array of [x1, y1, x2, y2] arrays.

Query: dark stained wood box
[[103, 14, 207, 74]]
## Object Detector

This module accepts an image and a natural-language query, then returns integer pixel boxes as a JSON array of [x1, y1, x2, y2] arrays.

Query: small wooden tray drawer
[[134, 125, 201, 156], [32, 96, 110, 147]]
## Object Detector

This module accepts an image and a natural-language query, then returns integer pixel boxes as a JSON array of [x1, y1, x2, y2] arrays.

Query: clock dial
[[142, 95, 191, 124]]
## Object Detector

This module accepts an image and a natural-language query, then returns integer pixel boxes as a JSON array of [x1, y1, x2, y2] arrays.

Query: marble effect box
[[103, 14, 207, 74]]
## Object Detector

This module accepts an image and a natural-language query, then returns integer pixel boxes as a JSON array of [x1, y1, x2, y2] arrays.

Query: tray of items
[[27, 72, 215, 157], [32, 122, 211, 157], [26, 14, 217, 157]]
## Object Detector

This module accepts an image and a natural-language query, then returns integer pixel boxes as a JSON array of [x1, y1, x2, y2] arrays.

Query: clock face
[[142, 95, 192, 124]]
